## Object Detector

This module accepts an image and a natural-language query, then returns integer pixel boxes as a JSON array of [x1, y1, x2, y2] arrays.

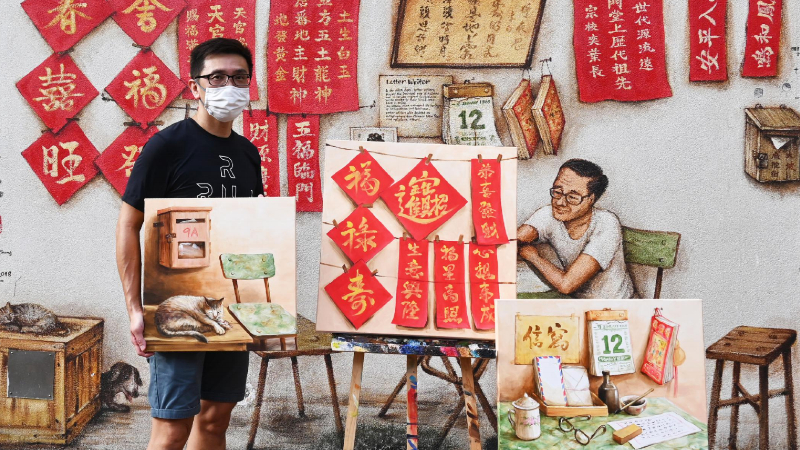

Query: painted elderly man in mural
[[517, 159, 635, 298], [116, 38, 262, 450]]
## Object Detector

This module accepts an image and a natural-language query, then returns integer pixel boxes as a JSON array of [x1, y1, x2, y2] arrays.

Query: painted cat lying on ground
[[154, 295, 231, 343], [101, 361, 143, 412], [0, 302, 68, 335]]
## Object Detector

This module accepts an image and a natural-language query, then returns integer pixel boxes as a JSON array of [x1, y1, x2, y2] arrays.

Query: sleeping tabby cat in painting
[[0, 302, 69, 335], [154, 296, 231, 343]]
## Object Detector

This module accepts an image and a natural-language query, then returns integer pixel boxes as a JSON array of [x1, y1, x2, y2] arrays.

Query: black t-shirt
[[122, 118, 263, 211]]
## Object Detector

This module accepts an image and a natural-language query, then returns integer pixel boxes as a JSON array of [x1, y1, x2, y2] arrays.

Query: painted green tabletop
[[498, 398, 708, 450]]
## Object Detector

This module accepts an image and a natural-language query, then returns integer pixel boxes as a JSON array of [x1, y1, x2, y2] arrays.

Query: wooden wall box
[[744, 105, 800, 182], [155, 206, 212, 269], [0, 317, 104, 445]]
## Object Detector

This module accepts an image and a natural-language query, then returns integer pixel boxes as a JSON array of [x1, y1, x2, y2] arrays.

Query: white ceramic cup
[[508, 397, 541, 440]]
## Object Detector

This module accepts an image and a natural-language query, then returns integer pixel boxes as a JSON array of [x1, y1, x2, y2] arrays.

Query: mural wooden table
[[498, 398, 708, 449], [332, 334, 496, 450]]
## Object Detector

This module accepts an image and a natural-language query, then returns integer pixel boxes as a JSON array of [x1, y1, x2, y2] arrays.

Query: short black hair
[[190, 38, 253, 79], [559, 158, 609, 200]]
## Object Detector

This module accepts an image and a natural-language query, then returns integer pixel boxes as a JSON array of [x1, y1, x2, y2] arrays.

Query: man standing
[[115, 38, 262, 450], [517, 159, 634, 298]]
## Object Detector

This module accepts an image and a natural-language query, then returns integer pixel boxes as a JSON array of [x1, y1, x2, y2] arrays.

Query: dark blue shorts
[[147, 351, 249, 419]]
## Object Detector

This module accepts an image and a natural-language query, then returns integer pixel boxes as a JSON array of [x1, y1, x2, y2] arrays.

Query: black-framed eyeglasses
[[195, 73, 251, 87], [550, 188, 592, 206]]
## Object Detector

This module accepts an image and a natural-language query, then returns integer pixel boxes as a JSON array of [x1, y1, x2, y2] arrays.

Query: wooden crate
[[530, 391, 609, 417], [155, 206, 212, 269], [744, 105, 800, 182], [0, 317, 103, 445]]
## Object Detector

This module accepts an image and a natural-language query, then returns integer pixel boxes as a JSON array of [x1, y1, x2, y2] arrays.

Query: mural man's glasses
[[549, 188, 591, 206]]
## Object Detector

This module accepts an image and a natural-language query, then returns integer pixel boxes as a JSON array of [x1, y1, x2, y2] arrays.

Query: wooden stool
[[706, 326, 797, 450]]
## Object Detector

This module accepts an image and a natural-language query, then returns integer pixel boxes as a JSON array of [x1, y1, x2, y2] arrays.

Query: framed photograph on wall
[[350, 127, 399, 142]]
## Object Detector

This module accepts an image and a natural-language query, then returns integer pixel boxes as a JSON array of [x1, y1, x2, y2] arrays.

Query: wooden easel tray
[[530, 391, 609, 417]]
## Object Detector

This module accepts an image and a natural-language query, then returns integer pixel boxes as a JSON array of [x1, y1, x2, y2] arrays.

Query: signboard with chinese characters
[[317, 140, 517, 340], [267, 0, 360, 114], [391, 0, 545, 67], [243, 110, 280, 197], [471, 158, 508, 245], [741, 0, 781, 77], [286, 114, 323, 212], [178, 0, 258, 100], [469, 243, 500, 330], [689, 0, 728, 81], [96, 125, 159, 195], [109, 0, 186, 47], [514, 314, 580, 364], [572, 0, 672, 102], [22, 0, 113, 52]]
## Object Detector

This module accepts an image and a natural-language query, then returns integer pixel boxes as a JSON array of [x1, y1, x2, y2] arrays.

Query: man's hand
[[129, 309, 154, 357], [519, 244, 539, 260]]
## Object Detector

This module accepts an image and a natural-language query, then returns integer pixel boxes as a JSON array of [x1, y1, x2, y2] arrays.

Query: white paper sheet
[[608, 412, 702, 449]]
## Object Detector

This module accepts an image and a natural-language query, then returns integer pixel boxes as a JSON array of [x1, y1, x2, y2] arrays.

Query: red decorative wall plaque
[[287, 114, 323, 212], [469, 243, 499, 331], [96, 125, 158, 195], [327, 207, 394, 264], [109, 0, 187, 47], [471, 159, 509, 245], [434, 240, 470, 329], [689, 0, 728, 81], [324, 260, 393, 330], [22, 0, 113, 52], [742, 0, 781, 77], [331, 149, 394, 206], [243, 110, 280, 197], [392, 237, 429, 328]]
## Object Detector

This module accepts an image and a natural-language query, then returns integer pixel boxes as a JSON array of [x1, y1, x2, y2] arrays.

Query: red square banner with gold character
[[317, 140, 518, 339], [22, 0, 113, 52], [267, 0, 360, 114], [109, 0, 187, 47], [331, 149, 394, 206], [243, 110, 280, 197], [573, 0, 672, 102], [469, 243, 499, 331], [17, 53, 98, 133], [178, 0, 258, 99], [96, 125, 159, 195], [434, 240, 470, 329], [392, 237, 429, 328], [380, 160, 467, 241], [105, 49, 185, 128], [689, 0, 728, 81], [324, 260, 393, 330], [22, 121, 100, 205], [741, 0, 781, 77], [327, 207, 394, 264], [287, 114, 323, 212], [471, 159, 509, 245]]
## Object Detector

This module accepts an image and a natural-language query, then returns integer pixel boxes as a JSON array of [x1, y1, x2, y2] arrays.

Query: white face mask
[[199, 85, 250, 123]]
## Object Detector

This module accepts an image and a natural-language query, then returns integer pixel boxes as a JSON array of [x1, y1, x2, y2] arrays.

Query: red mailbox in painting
[[96, 125, 159, 195], [327, 207, 394, 264], [331, 149, 394, 206], [324, 260, 392, 330], [109, 0, 186, 47], [22, 0, 113, 52]]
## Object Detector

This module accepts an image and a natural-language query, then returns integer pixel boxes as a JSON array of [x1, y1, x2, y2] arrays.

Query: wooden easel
[[332, 335, 496, 450]]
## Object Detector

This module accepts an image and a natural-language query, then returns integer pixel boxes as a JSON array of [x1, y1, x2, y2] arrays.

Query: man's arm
[[517, 224, 539, 243], [115, 202, 153, 357], [519, 245, 601, 295]]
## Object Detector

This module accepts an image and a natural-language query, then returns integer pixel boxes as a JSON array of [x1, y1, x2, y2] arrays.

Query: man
[[517, 159, 634, 298], [115, 38, 262, 450]]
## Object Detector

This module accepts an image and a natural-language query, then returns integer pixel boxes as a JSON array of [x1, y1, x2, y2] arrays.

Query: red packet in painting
[[21, 121, 100, 205], [327, 207, 394, 264], [381, 160, 467, 241], [96, 125, 158, 195], [267, 0, 360, 114], [243, 110, 280, 197], [324, 260, 393, 330], [742, 0, 781, 77], [286, 115, 323, 212], [471, 159, 508, 245], [469, 243, 500, 330], [392, 238, 429, 328], [109, 0, 186, 47], [104, 50, 185, 128], [434, 241, 470, 329], [16, 53, 99, 133], [331, 150, 394, 206], [689, 0, 728, 81], [22, 0, 113, 52]]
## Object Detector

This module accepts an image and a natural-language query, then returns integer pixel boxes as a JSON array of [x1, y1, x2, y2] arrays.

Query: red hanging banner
[[380, 160, 467, 241], [326, 207, 394, 264], [22, 0, 114, 52], [573, 0, 672, 102], [471, 159, 509, 245], [243, 110, 280, 197], [469, 243, 499, 331], [21, 121, 100, 205], [109, 0, 186, 47], [324, 260, 393, 330], [392, 237, 429, 328], [434, 241, 470, 329], [689, 0, 728, 81], [16, 53, 98, 133], [286, 114, 323, 212], [104, 49, 185, 128], [266, 0, 360, 114], [96, 125, 159, 195], [742, 0, 781, 77], [178, 0, 258, 99], [331, 150, 394, 206]]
